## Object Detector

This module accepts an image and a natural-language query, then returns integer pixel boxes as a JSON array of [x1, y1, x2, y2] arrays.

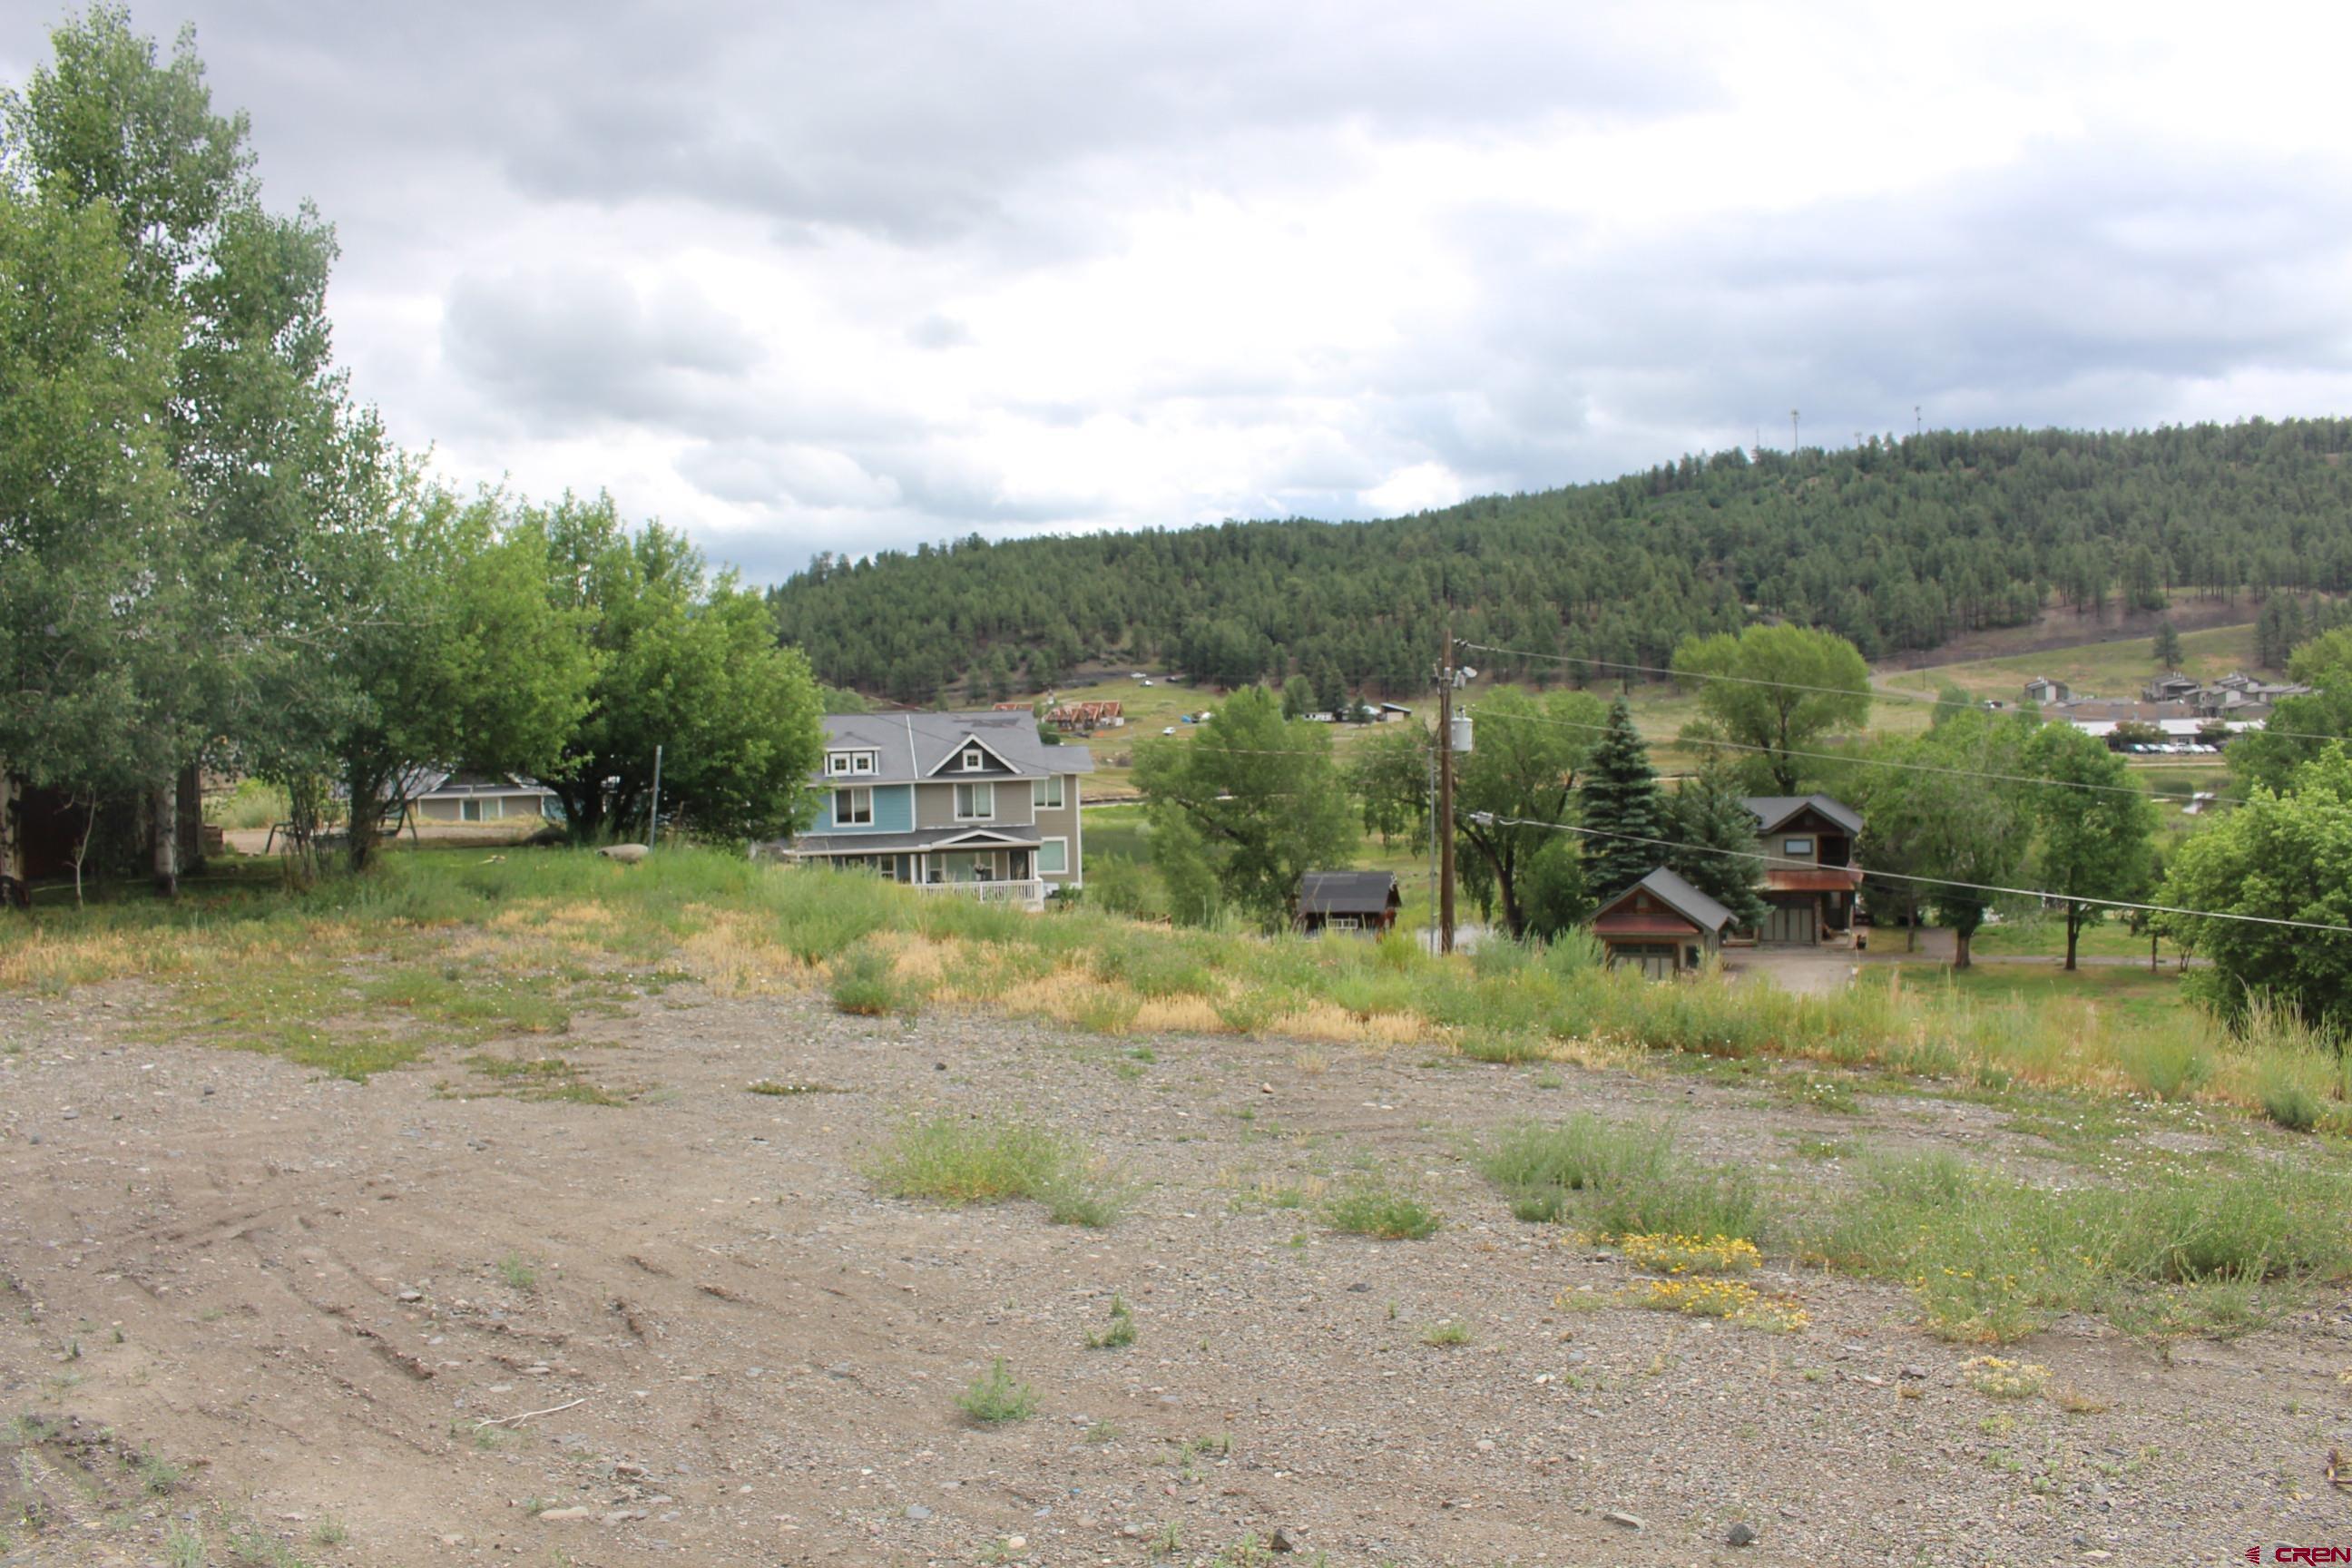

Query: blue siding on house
[[815, 783, 914, 833]]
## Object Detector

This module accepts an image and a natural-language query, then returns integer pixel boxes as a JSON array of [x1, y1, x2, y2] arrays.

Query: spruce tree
[[2152, 618, 2182, 670], [1575, 698, 1667, 903], [1668, 769, 1769, 930]]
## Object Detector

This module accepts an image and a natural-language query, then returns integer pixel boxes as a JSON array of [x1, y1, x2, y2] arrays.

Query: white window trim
[[961, 746, 985, 771], [1037, 836, 1068, 875], [954, 781, 995, 821], [1033, 775, 1064, 810], [1782, 836, 1815, 857], [834, 786, 873, 826], [850, 752, 874, 774]]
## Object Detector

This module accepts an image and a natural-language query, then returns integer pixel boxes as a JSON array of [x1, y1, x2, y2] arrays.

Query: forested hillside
[[767, 420, 2352, 704]]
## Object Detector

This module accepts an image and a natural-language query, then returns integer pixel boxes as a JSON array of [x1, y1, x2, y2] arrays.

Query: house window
[[461, 798, 499, 822], [1329, 915, 1361, 930], [961, 745, 985, 771], [828, 752, 852, 776], [1034, 776, 1064, 810], [834, 787, 873, 826], [1782, 837, 1815, 857], [851, 752, 874, 775], [1038, 837, 1067, 875], [954, 782, 994, 820]]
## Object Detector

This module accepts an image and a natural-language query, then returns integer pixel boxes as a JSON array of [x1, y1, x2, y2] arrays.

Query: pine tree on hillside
[[1576, 699, 1667, 904], [1669, 769, 1770, 931], [2153, 618, 2182, 670]]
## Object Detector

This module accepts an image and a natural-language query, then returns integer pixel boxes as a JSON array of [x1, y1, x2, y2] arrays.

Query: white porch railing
[[914, 877, 1045, 908]]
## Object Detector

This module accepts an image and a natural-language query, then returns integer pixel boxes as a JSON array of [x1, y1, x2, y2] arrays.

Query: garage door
[[1607, 942, 1680, 980], [1762, 901, 1818, 946]]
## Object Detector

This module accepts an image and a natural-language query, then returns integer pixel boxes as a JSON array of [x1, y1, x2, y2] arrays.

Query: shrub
[[1477, 1115, 1763, 1242], [1321, 1172, 1441, 1240], [1619, 1233, 1760, 1276], [868, 1114, 1116, 1224], [2119, 1031, 2213, 1102], [829, 939, 916, 1016], [1419, 1320, 1471, 1347], [1457, 1034, 1547, 1064], [1961, 1356, 2050, 1400], [1084, 1294, 1137, 1349], [956, 1358, 1035, 1424]]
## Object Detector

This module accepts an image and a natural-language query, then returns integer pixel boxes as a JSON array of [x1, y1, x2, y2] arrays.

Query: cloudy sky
[[6, 1, 2350, 582]]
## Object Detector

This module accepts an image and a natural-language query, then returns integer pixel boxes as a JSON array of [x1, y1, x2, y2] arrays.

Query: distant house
[[1372, 702, 1415, 723], [1296, 871, 1401, 936], [2143, 673, 2200, 703], [1741, 795, 1866, 946], [1593, 868, 1733, 976], [1044, 700, 1124, 732], [410, 770, 556, 825], [772, 710, 1092, 908], [2023, 677, 2071, 704]]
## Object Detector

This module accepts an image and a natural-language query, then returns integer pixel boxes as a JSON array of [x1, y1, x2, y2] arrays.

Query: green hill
[[767, 419, 2352, 705]]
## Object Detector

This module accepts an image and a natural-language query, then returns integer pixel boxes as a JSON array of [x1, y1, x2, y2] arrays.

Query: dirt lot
[[1, 975, 2344, 1568]]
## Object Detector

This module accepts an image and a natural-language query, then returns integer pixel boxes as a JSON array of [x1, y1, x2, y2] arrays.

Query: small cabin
[[1592, 868, 1733, 978], [1297, 871, 1402, 936]]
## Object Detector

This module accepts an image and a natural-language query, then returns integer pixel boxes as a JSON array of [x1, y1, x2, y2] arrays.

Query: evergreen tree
[[1574, 699, 1666, 904], [1311, 662, 1346, 716], [1668, 769, 1769, 931], [1280, 674, 1315, 720], [2152, 618, 2183, 669]]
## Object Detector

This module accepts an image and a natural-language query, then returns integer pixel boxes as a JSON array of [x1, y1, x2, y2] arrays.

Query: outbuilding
[[1296, 870, 1402, 936], [1592, 867, 1733, 977]]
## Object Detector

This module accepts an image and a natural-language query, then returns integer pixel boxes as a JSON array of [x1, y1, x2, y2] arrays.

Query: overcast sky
[[6, 1, 2350, 583]]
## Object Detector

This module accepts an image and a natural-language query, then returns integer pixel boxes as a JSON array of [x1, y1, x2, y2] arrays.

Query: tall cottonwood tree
[[541, 496, 825, 845], [1671, 624, 1872, 794], [1453, 688, 1606, 938], [5, 6, 385, 891], [2024, 724, 2157, 970]]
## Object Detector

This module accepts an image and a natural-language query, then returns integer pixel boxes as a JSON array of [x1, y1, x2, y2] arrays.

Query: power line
[[1468, 813, 2352, 936], [1454, 637, 2347, 749], [1465, 704, 2235, 806]]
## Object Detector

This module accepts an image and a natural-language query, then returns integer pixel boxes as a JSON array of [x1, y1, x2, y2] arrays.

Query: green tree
[[1280, 673, 1315, 720], [2159, 746, 2352, 1030], [1574, 698, 1666, 905], [2228, 628, 2352, 795], [5, 6, 387, 891], [542, 496, 825, 845], [1133, 685, 1352, 927], [1516, 838, 1592, 943], [0, 178, 185, 856], [1667, 768, 1769, 932], [1671, 624, 1872, 792], [1854, 710, 2035, 966], [2024, 724, 2157, 970], [2152, 618, 2183, 669], [1311, 662, 1346, 716], [1348, 723, 1427, 848], [332, 487, 596, 870], [1455, 689, 1605, 938]]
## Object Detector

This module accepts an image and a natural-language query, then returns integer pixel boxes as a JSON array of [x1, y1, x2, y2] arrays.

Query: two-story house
[[1741, 795, 1865, 945], [782, 711, 1091, 907]]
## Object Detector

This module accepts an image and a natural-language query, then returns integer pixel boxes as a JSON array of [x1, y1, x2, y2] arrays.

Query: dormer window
[[828, 750, 877, 777], [961, 745, 985, 771], [828, 752, 852, 776]]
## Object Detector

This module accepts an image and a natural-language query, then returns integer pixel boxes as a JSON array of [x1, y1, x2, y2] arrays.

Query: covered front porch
[[784, 828, 1049, 910]]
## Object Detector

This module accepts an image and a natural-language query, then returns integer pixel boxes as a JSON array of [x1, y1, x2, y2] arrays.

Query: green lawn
[[1874, 958, 2190, 1030], [1878, 619, 2265, 706]]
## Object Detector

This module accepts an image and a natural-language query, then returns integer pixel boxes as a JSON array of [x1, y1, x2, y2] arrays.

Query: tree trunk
[[1953, 927, 1974, 969], [347, 762, 387, 873], [2063, 904, 2081, 971], [0, 763, 21, 908], [177, 764, 204, 875], [151, 777, 179, 898]]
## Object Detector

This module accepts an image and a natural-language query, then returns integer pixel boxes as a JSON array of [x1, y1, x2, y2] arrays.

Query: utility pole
[[1790, 407, 1800, 453], [646, 744, 664, 849], [1437, 626, 1456, 955]]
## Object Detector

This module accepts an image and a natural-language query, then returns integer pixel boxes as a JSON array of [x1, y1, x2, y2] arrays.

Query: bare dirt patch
[[1, 980, 2346, 1566]]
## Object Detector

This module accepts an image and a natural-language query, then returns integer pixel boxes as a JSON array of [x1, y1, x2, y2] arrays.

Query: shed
[[1297, 870, 1402, 936], [1592, 867, 1733, 978]]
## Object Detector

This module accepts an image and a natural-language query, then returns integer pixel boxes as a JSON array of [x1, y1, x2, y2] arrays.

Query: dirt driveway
[[1, 979, 2344, 1567]]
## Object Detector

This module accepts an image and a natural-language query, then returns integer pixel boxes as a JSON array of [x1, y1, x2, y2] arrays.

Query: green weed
[[956, 1357, 1036, 1424]]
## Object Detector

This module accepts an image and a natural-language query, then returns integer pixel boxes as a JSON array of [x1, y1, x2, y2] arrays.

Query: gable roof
[[1298, 870, 1401, 916], [1599, 867, 1735, 934], [1741, 794, 1863, 836], [817, 710, 1093, 783]]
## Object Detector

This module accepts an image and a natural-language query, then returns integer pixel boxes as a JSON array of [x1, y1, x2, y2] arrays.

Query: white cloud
[[18, 0, 2352, 574]]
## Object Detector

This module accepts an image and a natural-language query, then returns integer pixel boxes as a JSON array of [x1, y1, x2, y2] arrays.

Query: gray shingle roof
[[1740, 794, 1863, 836], [1619, 867, 1735, 933], [789, 826, 1043, 856], [1298, 870, 1401, 916], [818, 710, 1093, 783]]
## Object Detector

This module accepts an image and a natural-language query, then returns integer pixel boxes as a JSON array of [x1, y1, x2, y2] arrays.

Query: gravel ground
[[0, 976, 2345, 1567]]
